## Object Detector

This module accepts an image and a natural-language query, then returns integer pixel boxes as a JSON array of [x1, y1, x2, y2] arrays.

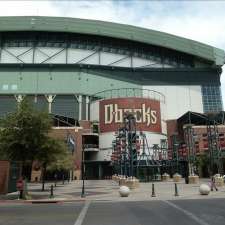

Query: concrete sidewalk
[[1, 178, 225, 203]]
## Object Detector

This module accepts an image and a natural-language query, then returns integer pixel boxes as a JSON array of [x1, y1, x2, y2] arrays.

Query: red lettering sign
[[99, 98, 161, 133]]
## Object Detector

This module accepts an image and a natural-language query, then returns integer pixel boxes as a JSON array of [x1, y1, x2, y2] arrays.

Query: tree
[[47, 151, 73, 172], [0, 98, 52, 175], [0, 98, 74, 193], [46, 145, 73, 186], [195, 154, 210, 177], [36, 137, 70, 191]]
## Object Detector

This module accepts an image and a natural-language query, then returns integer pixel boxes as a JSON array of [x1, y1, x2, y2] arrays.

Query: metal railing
[[91, 88, 165, 103]]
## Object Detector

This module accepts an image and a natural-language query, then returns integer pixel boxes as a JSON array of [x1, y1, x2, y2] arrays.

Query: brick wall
[[0, 161, 10, 194], [166, 120, 178, 148], [31, 123, 93, 181], [192, 125, 225, 154]]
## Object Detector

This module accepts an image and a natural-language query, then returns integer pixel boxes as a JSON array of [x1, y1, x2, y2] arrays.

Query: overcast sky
[[0, 0, 225, 106]]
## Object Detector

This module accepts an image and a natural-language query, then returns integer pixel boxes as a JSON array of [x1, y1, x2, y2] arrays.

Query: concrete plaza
[[1, 178, 225, 202]]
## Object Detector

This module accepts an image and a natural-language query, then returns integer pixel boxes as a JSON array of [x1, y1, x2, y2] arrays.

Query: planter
[[188, 175, 199, 184], [162, 173, 170, 181], [125, 177, 140, 189], [173, 173, 181, 182]]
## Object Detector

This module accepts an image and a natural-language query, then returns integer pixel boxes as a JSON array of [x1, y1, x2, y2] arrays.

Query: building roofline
[[0, 16, 224, 66]]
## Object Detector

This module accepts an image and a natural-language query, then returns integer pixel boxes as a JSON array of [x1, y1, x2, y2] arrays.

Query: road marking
[[74, 201, 90, 225], [163, 200, 210, 225]]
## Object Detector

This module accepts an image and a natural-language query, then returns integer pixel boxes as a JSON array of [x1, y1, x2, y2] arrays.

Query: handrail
[[91, 88, 165, 103]]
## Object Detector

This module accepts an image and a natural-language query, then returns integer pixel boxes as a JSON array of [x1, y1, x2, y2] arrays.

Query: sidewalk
[[1, 178, 225, 203]]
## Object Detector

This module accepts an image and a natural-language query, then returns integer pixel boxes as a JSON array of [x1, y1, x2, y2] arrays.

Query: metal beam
[[3, 48, 25, 63], [40, 48, 66, 64], [107, 55, 130, 66], [74, 51, 98, 64]]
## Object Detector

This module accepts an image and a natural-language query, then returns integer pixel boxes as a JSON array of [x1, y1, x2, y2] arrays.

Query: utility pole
[[81, 135, 85, 198]]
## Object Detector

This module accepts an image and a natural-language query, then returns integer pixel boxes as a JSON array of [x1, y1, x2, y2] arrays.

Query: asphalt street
[[0, 198, 225, 225], [0, 202, 84, 225]]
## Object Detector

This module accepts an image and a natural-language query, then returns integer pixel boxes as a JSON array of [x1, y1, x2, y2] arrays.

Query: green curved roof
[[0, 16, 224, 66]]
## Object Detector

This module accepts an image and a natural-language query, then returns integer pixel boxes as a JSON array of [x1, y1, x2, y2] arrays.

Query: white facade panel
[[132, 57, 152, 68], [99, 132, 115, 149], [0, 46, 175, 69], [90, 101, 99, 121], [67, 49, 94, 64], [34, 48, 49, 63], [18, 50, 33, 63], [97, 131, 167, 161], [37, 47, 60, 56], [143, 85, 203, 120], [112, 57, 131, 67], [189, 86, 204, 112], [3, 47, 31, 57], [160, 101, 167, 134], [90, 150, 112, 161], [99, 132, 166, 150], [82, 52, 99, 65], [44, 49, 66, 64], [1, 50, 20, 63], [100, 52, 125, 66]]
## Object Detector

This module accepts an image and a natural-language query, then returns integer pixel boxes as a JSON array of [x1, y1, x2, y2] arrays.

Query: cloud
[[0, 1, 60, 16], [0, 0, 224, 106]]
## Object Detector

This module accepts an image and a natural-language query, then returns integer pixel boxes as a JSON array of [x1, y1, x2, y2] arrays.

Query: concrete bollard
[[199, 184, 210, 195], [119, 186, 130, 197], [151, 183, 156, 197], [62, 174, 65, 185], [174, 183, 179, 196]]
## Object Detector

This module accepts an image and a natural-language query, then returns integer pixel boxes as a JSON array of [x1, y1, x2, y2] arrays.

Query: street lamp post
[[175, 143, 179, 173], [81, 136, 85, 198]]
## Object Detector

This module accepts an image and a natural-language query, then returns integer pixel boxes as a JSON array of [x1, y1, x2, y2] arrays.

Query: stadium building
[[0, 16, 224, 181]]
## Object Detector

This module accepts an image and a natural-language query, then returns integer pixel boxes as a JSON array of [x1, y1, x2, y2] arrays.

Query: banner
[[99, 97, 161, 133]]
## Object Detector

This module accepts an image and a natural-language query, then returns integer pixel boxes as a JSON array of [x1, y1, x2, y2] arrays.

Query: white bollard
[[199, 184, 210, 195], [119, 186, 130, 197]]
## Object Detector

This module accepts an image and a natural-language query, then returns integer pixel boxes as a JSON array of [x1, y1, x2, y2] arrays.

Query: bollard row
[[150, 183, 179, 197]]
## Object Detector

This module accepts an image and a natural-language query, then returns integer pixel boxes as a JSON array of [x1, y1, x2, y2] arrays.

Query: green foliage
[[38, 137, 71, 169], [195, 154, 209, 168], [46, 143, 73, 172], [0, 98, 52, 163], [0, 98, 69, 173]]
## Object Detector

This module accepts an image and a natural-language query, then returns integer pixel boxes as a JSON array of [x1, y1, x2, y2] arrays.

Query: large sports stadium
[[0, 16, 224, 181]]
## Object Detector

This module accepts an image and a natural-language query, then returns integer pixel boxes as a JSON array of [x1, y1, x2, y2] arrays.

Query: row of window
[[202, 85, 223, 112], [0, 95, 88, 120], [0, 31, 194, 67], [1, 41, 190, 67]]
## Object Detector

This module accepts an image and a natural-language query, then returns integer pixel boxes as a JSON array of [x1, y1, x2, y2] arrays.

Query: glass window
[[202, 85, 223, 113]]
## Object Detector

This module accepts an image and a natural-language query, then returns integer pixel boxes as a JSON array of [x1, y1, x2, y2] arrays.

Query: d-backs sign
[[99, 97, 161, 133]]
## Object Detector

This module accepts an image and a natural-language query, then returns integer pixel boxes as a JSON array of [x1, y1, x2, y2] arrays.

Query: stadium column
[[75, 95, 83, 121], [86, 96, 89, 120], [45, 95, 56, 113]]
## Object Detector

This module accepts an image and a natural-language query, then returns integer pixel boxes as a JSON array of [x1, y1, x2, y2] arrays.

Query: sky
[[0, 0, 225, 106]]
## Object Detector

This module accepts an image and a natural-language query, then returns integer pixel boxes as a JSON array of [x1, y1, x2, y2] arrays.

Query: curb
[[0, 198, 86, 205]]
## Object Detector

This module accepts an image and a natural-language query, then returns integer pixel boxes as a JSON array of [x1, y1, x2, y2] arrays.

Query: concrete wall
[[0, 69, 140, 95], [143, 85, 203, 120]]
